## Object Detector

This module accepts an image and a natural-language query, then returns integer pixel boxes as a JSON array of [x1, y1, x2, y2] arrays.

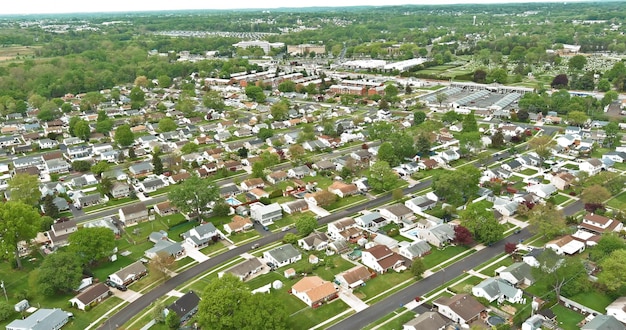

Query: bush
[[269, 190, 283, 199], [84, 305, 91, 311]]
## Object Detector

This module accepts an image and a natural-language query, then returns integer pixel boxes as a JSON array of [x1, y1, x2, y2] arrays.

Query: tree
[[257, 128, 274, 140], [283, 233, 298, 245], [91, 160, 110, 177], [288, 144, 306, 164], [413, 111, 426, 126], [378, 99, 389, 110], [245, 85, 266, 103], [72, 160, 91, 172], [36, 251, 83, 296], [504, 242, 517, 255], [532, 249, 587, 300], [528, 135, 554, 166], [602, 90, 619, 107], [158, 75, 172, 88], [487, 68, 507, 84], [128, 147, 137, 159], [165, 311, 180, 329], [197, 274, 288, 330], [377, 142, 398, 167], [392, 188, 404, 200], [528, 203, 567, 239], [73, 119, 91, 141], [99, 176, 114, 197], [416, 134, 431, 156], [432, 167, 480, 206], [152, 154, 164, 175], [212, 201, 231, 217], [410, 258, 426, 279], [453, 225, 473, 246], [270, 100, 289, 121], [368, 121, 396, 142], [0, 202, 42, 269], [368, 161, 399, 192], [551, 74, 569, 89], [462, 112, 478, 133], [278, 80, 296, 93], [149, 251, 177, 282], [0, 301, 14, 322], [473, 69, 487, 83], [181, 142, 200, 154], [129, 86, 146, 109], [42, 194, 59, 219], [597, 79, 611, 92], [315, 190, 337, 207], [114, 124, 134, 147], [460, 202, 504, 245], [492, 130, 505, 148], [7, 173, 41, 207], [567, 111, 588, 127], [95, 118, 113, 134], [168, 175, 219, 220], [203, 90, 226, 111], [581, 185, 611, 205], [68, 227, 115, 265], [158, 118, 177, 132], [435, 93, 448, 108], [590, 233, 626, 262], [568, 55, 587, 71], [295, 214, 318, 236], [598, 249, 626, 293]]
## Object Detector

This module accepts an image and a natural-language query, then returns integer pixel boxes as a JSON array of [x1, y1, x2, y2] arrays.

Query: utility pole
[[1, 281, 7, 301]]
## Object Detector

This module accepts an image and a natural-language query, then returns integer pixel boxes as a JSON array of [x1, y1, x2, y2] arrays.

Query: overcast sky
[[4, 0, 580, 15]]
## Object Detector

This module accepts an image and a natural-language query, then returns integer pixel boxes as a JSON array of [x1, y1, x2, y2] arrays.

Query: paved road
[[98, 182, 429, 329], [327, 228, 535, 330]]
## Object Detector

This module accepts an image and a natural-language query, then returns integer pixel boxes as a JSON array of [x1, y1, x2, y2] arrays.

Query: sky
[[3, 0, 581, 15]]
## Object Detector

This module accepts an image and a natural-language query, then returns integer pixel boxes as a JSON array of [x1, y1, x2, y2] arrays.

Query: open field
[[0, 45, 40, 62]]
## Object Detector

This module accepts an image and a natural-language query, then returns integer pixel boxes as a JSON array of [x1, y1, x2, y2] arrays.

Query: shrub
[[84, 305, 91, 311]]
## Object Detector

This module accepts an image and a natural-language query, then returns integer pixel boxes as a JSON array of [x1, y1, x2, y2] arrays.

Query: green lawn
[[607, 191, 626, 209], [551, 304, 585, 330], [423, 245, 470, 269], [326, 195, 368, 211], [552, 194, 570, 205], [567, 290, 614, 312], [92, 254, 137, 282], [228, 230, 260, 244], [304, 175, 334, 189], [288, 299, 350, 329], [519, 168, 538, 176], [363, 308, 416, 330], [449, 275, 483, 294], [353, 271, 412, 301], [199, 241, 228, 256], [478, 257, 514, 276]]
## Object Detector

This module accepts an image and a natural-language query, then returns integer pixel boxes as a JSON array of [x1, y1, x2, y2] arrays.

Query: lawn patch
[[423, 245, 470, 269], [551, 304, 585, 330]]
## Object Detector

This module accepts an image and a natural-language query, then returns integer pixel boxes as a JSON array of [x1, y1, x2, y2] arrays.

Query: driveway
[[308, 205, 331, 217], [338, 287, 369, 312], [182, 242, 209, 262], [111, 288, 143, 303]]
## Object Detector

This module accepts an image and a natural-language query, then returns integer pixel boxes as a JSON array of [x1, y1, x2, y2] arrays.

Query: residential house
[[107, 261, 147, 286], [502, 159, 523, 172], [65, 145, 92, 160], [75, 193, 105, 209], [522, 314, 546, 330], [298, 232, 330, 251], [603, 151, 626, 163], [546, 235, 586, 255], [327, 218, 360, 240], [581, 315, 625, 330], [223, 215, 253, 235], [37, 138, 58, 150], [153, 201, 177, 217], [46, 220, 78, 248], [417, 223, 455, 247], [522, 248, 544, 268], [240, 178, 265, 191], [139, 178, 166, 193], [223, 160, 243, 171], [380, 204, 414, 225], [266, 170, 288, 184], [118, 202, 149, 225], [439, 149, 460, 163], [281, 200, 309, 214], [250, 202, 282, 226], [402, 312, 448, 330], [182, 223, 222, 248], [219, 258, 264, 281], [110, 182, 131, 199], [69, 283, 111, 311], [579, 158, 604, 176], [129, 161, 153, 177], [526, 183, 557, 199], [302, 140, 326, 152], [83, 217, 120, 236], [164, 291, 201, 324], [313, 160, 337, 172], [419, 158, 437, 171], [354, 212, 388, 230], [433, 293, 486, 325], [219, 184, 241, 198], [334, 265, 371, 289], [493, 197, 518, 217], [551, 172, 577, 190], [398, 240, 432, 260], [288, 165, 314, 179], [579, 213, 624, 234], [327, 181, 359, 198], [291, 276, 338, 307], [472, 278, 524, 304], [263, 244, 302, 268], [606, 297, 626, 324], [498, 262, 534, 286], [361, 245, 406, 274], [404, 194, 438, 213], [6, 308, 70, 330]]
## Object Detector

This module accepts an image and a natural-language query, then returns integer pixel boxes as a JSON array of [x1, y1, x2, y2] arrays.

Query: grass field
[[607, 191, 626, 209], [353, 271, 413, 301], [423, 245, 470, 269], [0, 45, 39, 62], [551, 304, 585, 330]]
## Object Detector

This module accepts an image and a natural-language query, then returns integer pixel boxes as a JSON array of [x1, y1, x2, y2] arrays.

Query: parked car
[[117, 284, 128, 292], [263, 226, 269, 231], [251, 243, 260, 250]]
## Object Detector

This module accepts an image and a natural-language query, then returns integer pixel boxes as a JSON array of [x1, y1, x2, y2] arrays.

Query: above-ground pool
[[487, 315, 506, 326], [225, 196, 240, 206]]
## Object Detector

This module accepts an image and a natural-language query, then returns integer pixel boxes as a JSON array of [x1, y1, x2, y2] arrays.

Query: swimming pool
[[225, 196, 241, 206]]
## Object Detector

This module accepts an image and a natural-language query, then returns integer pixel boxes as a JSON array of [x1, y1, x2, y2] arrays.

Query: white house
[[263, 244, 302, 268], [69, 283, 111, 311], [327, 218, 359, 240], [249, 202, 282, 226], [182, 223, 222, 248], [526, 183, 557, 199], [298, 232, 330, 251], [432, 294, 485, 325], [579, 158, 604, 176], [404, 194, 438, 213], [291, 276, 338, 307], [606, 297, 626, 324], [380, 204, 414, 224], [107, 261, 147, 286], [361, 245, 406, 274], [472, 278, 524, 304], [546, 235, 586, 255]]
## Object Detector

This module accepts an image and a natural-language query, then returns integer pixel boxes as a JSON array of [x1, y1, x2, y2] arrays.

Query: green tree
[[278, 80, 296, 93], [158, 75, 172, 88], [487, 68, 508, 84], [567, 111, 588, 127], [72, 160, 91, 172], [130, 86, 146, 109], [460, 202, 505, 244], [528, 203, 567, 239], [197, 274, 288, 329], [598, 249, 626, 293], [245, 85, 266, 103], [283, 233, 298, 245], [158, 118, 177, 132], [36, 251, 82, 296], [528, 135, 554, 166], [96, 118, 114, 134], [68, 227, 115, 265], [203, 90, 226, 111], [568, 55, 587, 71], [0, 202, 42, 269], [416, 134, 431, 156], [251, 162, 266, 178], [295, 214, 317, 236], [368, 121, 396, 142], [492, 130, 505, 148], [604, 121, 620, 148], [435, 93, 448, 108], [581, 185, 611, 205], [74, 120, 91, 141], [288, 144, 306, 164], [91, 161, 110, 177], [7, 173, 41, 207], [180, 142, 200, 154], [42, 194, 59, 219], [410, 258, 426, 279], [590, 233, 626, 262], [257, 128, 274, 140], [114, 124, 135, 147], [99, 176, 114, 197], [270, 99, 289, 121], [462, 112, 478, 133], [168, 175, 219, 220], [0, 301, 14, 322], [212, 201, 231, 217], [413, 111, 426, 126], [368, 161, 399, 192], [165, 311, 180, 329], [153, 154, 164, 176], [602, 91, 619, 107], [377, 142, 398, 167], [149, 251, 177, 282], [432, 167, 480, 206], [597, 79, 611, 92]]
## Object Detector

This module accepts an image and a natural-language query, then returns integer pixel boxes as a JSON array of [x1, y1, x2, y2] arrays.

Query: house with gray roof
[[398, 240, 432, 260], [164, 291, 201, 324], [118, 202, 149, 225], [298, 232, 330, 251], [108, 261, 147, 286], [498, 262, 534, 286], [417, 223, 455, 247], [139, 177, 166, 192], [129, 161, 153, 177], [581, 315, 625, 330], [263, 244, 302, 268], [472, 277, 523, 304], [182, 223, 222, 248], [219, 258, 263, 281], [354, 212, 388, 229], [287, 165, 314, 179], [145, 239, 185, 260], [6, 308, 70, 330], [402, 311, 448, 330]]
